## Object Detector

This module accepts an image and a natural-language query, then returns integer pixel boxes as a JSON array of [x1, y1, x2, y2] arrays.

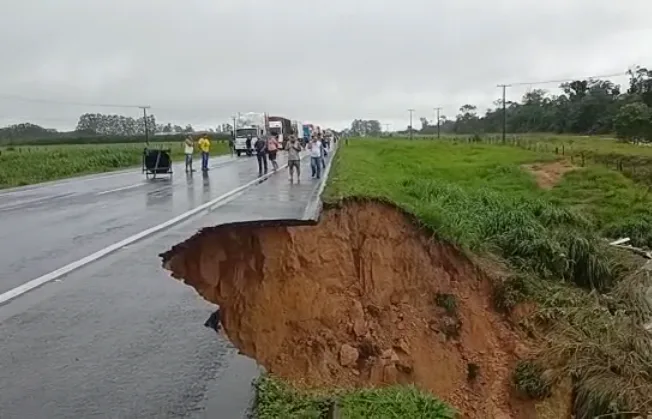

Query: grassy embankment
[[254, 138, 652, 418], [0, 141, 230, 189]]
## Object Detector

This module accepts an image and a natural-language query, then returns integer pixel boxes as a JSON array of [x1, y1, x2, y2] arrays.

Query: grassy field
[[0, 141, 230, 189], [255, 137, 652, 418], [426, 133, 652, 185]]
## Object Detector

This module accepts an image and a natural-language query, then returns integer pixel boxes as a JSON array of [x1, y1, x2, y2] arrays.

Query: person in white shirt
[[307, 136, 323, 179], [183, 136, 195, 173]]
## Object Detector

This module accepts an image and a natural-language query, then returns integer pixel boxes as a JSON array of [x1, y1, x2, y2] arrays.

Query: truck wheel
[[236, 150, 241, 157]]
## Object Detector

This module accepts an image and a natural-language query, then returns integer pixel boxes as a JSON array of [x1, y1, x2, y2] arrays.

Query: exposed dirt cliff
[[161, 199, 542, 418]]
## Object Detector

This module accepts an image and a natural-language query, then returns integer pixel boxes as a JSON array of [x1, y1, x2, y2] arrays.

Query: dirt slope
[[522, 161, 575, 189], [161, 200, 538, 418]]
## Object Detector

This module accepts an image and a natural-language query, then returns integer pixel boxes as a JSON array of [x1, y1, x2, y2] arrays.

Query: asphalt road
[[0, 149, 335, 419], [0, 153, 292, 294]]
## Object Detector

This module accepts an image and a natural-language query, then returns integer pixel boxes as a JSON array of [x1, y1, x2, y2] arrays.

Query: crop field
[[253, 137, 652, 418], [0, 141, 230, 189]]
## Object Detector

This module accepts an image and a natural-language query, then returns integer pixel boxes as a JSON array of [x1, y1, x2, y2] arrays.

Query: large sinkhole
[[160, 199, 545, 418]]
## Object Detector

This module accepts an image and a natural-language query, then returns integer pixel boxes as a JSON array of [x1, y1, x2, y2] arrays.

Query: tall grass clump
[[401, 178, 621, 292], [535, 288, 652, 418]]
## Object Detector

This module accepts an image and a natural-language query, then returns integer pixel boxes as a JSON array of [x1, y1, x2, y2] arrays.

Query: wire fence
[[392, 134, 652, 186]]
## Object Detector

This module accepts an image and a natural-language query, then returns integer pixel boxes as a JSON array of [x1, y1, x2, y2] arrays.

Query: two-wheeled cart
[[142, 146, 173, 179]]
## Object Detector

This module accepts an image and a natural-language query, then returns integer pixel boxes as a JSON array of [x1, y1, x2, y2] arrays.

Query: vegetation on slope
[[315, 138, 650, 418], [253, 375, 456, 419]]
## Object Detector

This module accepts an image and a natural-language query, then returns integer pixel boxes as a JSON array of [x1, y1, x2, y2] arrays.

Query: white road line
[[0, 161, 295, 306], [0, 171, 135, 197], [95, 184, 145, 196]]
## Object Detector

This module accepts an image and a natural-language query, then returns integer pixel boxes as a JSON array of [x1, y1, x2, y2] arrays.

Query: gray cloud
[[0, 0, 650, 131]]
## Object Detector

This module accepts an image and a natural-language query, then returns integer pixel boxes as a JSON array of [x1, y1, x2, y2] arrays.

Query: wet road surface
[[0, 149, 336, 419], [0, 153, 299, 294]]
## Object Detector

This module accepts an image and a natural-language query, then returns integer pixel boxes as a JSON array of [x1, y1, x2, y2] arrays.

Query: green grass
[[0, 141, 229, 189], [253, 375, 456, 419], [325, 139, 639, 291], [319, 138, 652, 417]]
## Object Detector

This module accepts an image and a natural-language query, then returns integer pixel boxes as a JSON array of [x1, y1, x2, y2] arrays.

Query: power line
[[433, 107, 442, 139], [494, 71, 628, 142], [408, 109, 415, 140], [0, 93, 143, 109], [505, 72, 627, 87], [139, 106, 151, 146], [497, 84, 509, 143]]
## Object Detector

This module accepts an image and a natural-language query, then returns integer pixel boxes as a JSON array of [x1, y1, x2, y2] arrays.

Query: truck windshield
[[269, 128, 281, 136], [236, 128, 257, 137]]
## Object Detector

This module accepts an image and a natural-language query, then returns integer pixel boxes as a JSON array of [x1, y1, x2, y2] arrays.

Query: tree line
[[0, 114, 236, 145], [346, 66, 652, 141]]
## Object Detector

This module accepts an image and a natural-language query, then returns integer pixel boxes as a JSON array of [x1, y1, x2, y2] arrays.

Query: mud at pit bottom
[[161, 200, 546, 418]]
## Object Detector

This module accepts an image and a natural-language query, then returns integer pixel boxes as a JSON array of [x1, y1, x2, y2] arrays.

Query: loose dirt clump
[[522, 161, 575, 189], [161, 200, 539, 418]]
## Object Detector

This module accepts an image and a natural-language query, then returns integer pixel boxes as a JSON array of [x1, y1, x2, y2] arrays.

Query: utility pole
[[497, 84, 510, 143], [231, 115, 237, 157], [383, 123, 390, 135], [408, 109, 415, 140], [433, 107, 442, 139], [139, 105, 151, 146]]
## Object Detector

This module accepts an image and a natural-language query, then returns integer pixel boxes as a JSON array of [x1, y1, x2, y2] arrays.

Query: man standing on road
[[267, 133, 280, 171], [184, 136, 195, 173], [286, 135, 302, 183], [245, 133, 253, 156], [228, 131, 235, 157], [198, 135, 211, 171], [308, 135, 323, 179], [318, 133, 327, 169], [254, 135, 268, 177]]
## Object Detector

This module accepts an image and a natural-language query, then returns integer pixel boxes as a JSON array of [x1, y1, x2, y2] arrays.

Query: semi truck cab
[[234, 127, 265, 156]]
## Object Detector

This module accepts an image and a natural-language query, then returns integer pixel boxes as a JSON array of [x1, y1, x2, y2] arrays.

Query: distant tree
[[419, 117, 429, 131], [0, 123, 58, 140], [350, 119, 382, 136], [614, 102, 652, 141], [75, 112, 156, 136], [627, 66, 652, 107]]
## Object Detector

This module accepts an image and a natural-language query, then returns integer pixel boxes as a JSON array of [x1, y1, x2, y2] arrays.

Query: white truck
[[292, 120, 304, 141], [234, 112, 266, 156]]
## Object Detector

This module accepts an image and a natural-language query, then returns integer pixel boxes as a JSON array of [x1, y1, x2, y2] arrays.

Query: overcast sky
[[0, 0, 649, 131]]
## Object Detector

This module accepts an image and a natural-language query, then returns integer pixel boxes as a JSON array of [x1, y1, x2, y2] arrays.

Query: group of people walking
[[243, 132, 334, 182], [183, 131, 336, 183]]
